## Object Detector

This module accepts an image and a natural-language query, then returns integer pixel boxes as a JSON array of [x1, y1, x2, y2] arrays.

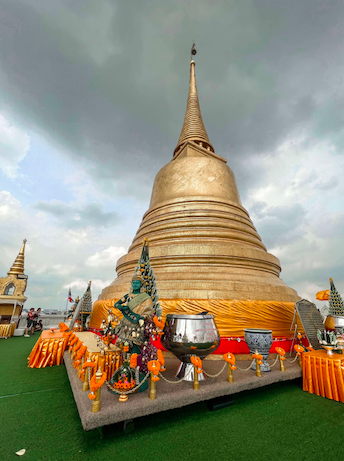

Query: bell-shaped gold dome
[[99, 57, 298, 305]]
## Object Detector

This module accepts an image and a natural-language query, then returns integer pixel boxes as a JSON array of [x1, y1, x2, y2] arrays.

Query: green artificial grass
[[1, 336, 343, 461]]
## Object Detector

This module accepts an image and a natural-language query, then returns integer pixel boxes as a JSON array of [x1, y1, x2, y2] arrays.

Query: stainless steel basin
[[161, 313, 220, 363]]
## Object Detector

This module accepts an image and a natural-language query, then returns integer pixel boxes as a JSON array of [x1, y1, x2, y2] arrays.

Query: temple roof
[[174, 55, 214, 156], [8, 239, 27, 276]]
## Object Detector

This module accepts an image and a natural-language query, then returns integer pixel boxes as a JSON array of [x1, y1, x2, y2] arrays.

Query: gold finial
[[8, 239, 27, 276], [330, 278, 333, 283], [143, 237, 149, 246], [174, 43, 214, 156]]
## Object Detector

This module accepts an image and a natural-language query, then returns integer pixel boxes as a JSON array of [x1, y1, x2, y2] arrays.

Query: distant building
[[0, 240, 28, 338]]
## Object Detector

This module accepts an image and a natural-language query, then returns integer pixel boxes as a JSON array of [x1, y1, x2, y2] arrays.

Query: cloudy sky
[[1, 0, 343, 311]]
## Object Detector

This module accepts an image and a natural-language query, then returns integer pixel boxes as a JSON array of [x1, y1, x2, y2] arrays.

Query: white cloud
[[246, 134, 344, 299], [0, 114, 30, 178], [0, 191, 22, 218], [86, 246, 126, 268], [63, 279, 112, 293]]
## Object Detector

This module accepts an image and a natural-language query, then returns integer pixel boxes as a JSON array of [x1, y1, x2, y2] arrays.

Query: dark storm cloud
[[34, 200, 119, 228], [1, 0, 344, 197]]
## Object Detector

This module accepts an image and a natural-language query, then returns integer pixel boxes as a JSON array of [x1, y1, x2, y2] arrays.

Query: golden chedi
[[0, 239, 28, 338], [91, 48, 300, 338]]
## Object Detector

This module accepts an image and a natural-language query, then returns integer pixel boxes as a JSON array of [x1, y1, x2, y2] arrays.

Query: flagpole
[[65, 288, 70, 313]]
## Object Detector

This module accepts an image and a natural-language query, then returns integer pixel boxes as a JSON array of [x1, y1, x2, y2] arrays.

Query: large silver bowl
[[161, 314, 220, 362], [161, 313, 220, 380]]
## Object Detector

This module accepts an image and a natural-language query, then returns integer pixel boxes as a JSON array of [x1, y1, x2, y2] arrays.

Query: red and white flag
[[68, 288, 73, 303]]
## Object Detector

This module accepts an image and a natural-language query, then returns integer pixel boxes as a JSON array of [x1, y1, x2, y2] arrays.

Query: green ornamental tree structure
[[329, 278, 344, 316]]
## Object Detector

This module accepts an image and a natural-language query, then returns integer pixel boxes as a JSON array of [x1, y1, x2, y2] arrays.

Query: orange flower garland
[[59, 323, 69, 332], [88, 372, 107, 400], [74, 341, 82, 353], [252, 352, 263, 365], [148, 360, 161, 381], [111, 379, 136, 390], [153, 316, 165, 330], [294, 345, 305, 356], [157, 349, 166, 371], [223, 352, 236, 370], [76, 345, 87, 361], [191, 355, 203, 374], [69, 337, 78, 348], [82, 361, 96, 370], [275, 347, 286, 360], [130, 353, 138, 369]]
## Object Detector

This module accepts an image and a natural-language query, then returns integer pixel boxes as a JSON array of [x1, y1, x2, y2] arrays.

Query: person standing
[[31, 308, 41, 335], [24, 308, 35, 337]]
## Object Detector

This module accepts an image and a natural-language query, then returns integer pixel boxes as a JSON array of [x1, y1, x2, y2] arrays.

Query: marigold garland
[[294, 345, 305, 356], [73, 341, 82, 353], [223, 352, 236, 370], [148, 360, 161, 381], [191, 355, 203, 374], [69, 337, 78, 347], [111, 379, 136, 390], [59, 323, 69, 332], [76, 345, 87, 361], [275, 346, 286, 360], [157, 349, 166, 371], [130, 353, 138, 369], [88, 371, 107, 400], [82, 361, 96, 369], [252, 352, 263, 365], [153, 316, 165, 330]]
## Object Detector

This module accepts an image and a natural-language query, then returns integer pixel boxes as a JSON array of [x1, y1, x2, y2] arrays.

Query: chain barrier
[[285, 355, 298, 363], [158, 366, 193, 384], [105, 372, 150, 395], [202, 362, 227, 378], [235, 359, 255, 371], [266, 355, 280, 368]]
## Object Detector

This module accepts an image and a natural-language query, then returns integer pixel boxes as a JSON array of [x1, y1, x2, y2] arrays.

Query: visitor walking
[[24, 308, 35, 337]]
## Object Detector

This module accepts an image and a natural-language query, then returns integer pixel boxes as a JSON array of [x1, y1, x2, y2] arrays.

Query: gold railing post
[[193, 365, 200, 390], [91, 368, 102, 413], [149, 373, 157, 400], [255, 359, 262, 377], [78, 356, 84, 379], [227, 363, 234, 383], [82, 354, 91, 391], [298, 353, 302, 367], [279, 355, 285, 372]]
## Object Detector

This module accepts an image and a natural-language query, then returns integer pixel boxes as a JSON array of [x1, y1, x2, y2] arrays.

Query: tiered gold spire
[[8, 239, 27, 276], [174, 44, 214, 155], [98, 46, 299, 308]]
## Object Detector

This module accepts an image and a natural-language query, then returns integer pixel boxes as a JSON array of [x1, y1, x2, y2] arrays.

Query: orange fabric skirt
[[303, 350, 344, 402], [28, 331, 68, 368], [90, 298, 302, 337]]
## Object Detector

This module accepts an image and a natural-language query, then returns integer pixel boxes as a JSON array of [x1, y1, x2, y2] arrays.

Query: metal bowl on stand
[[161, 313, 220, 381]]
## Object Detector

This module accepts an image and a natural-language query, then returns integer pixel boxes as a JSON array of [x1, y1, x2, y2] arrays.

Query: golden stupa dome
[[92, 46, 300, 337]]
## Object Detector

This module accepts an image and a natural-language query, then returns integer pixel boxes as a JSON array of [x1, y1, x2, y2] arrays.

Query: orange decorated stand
[[303, 350, 344, 403], [28, 330, 68, 368]]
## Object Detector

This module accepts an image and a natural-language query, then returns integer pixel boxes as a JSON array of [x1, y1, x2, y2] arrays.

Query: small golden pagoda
[[91, 48, 300, 337], [0, 239, 28, 337]]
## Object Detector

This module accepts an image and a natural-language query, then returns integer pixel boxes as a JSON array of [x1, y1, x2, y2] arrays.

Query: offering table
[[303, 349, 344, 403]]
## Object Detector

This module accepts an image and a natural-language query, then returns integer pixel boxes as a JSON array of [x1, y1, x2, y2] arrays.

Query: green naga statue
[[112, 267, 154, 351], [104, 240, 162, 392]]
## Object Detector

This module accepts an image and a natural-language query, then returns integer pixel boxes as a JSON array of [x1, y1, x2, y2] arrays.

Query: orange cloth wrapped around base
[[303, 350, 344, 403], [28, 331, 68, 368], [90, 298, 303, 338]]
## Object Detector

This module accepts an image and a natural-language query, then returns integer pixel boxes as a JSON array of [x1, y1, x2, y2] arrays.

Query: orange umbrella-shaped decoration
[[316, 289, 329, 301]]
